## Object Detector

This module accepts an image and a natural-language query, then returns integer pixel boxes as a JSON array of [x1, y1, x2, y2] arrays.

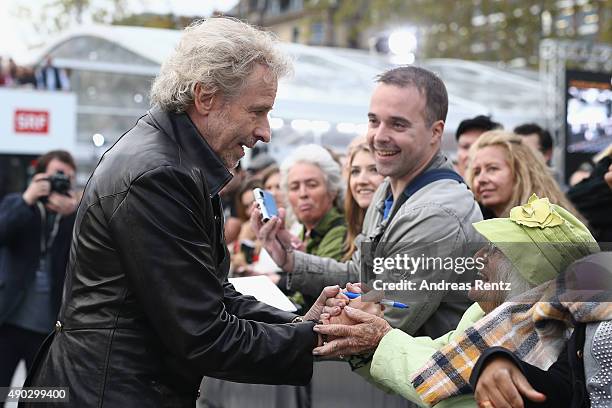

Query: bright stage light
[[92, 133, 105, 147], [388, 30, 417, 55]]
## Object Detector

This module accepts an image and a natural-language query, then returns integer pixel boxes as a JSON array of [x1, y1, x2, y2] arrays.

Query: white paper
[[229, 275, 297, 312]]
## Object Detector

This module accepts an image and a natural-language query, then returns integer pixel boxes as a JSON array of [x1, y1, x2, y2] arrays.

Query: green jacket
[[355, 303, 485, 408], [299, 207, 347, 261], [287, 207, 347, 307]]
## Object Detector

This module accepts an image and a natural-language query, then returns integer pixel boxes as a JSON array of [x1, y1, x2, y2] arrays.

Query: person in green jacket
[[278, 143, 347, 308], [283, 144, 346, 259], [314, 195, 598, 408]]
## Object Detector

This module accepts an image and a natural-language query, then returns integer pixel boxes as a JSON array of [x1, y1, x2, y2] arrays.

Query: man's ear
[[193, 82, 217, 115], [430, 120, 445, 145]]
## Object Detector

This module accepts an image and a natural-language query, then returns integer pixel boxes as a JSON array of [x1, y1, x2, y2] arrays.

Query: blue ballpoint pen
[[344, 291, 409, 309]]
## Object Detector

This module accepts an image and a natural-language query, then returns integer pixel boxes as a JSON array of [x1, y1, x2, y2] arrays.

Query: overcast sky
[[1, 0, 239, 61]]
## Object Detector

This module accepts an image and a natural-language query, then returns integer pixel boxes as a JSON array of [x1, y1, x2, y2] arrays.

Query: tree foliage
[[15, 0, 130, 37], [306, 0, 611, 66]]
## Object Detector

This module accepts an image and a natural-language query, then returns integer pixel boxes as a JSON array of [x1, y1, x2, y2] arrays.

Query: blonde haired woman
[[466, 130, 581, 219], [342, 143, 384, 260]]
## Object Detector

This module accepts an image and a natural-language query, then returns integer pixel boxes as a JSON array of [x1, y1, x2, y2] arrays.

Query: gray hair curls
[[280, 144, 345, 211], [150, 17, 293, 113]]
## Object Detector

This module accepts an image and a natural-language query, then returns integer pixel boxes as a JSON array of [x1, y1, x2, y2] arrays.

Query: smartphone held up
[[252, 188, 278, 222]]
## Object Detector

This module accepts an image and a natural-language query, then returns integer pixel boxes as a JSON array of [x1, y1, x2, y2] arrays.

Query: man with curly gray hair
[[23, 17, 336, 408], [150, 17, 292, 169]]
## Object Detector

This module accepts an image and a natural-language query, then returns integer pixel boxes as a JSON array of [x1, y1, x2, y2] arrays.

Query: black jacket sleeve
[[0, 193, 37, 245], [470, 346, 572, 408], [110, 166, 317, 385], [222, 280, 298, 324]]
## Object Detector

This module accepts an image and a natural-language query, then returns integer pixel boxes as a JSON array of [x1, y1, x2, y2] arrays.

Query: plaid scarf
[[411, 253, 612, 406]]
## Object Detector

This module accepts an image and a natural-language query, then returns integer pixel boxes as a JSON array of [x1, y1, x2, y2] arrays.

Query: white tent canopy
[[28, 24, 544, 163]]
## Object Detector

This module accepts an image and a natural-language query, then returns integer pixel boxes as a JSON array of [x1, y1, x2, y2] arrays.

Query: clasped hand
[[312, 283, 391, 358]]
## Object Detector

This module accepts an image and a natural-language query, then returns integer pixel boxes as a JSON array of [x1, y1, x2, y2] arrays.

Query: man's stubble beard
[[377, 156, 408, 181], [203, 109, 241, 169], [223, 151, 240, 169]]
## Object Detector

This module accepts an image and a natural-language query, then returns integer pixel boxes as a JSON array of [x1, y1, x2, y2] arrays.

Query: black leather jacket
[[23, 107, 318, 407]]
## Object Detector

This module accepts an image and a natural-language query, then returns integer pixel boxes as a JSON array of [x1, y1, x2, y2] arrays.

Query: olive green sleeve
[[312, 225, 347, 261]]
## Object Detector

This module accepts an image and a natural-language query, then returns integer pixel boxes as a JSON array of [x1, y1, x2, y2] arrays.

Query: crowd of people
[[229, 64, 611, 406], [0, 56, 71, 91], [0, 16, 611, 408], [223, 122, 610, 300]]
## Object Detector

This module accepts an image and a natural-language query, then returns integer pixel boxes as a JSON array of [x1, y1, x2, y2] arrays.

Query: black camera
[[47, 171, 71, 196]]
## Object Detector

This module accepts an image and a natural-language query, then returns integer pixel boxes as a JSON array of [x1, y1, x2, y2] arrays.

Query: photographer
[[0, 150, 78, 386]]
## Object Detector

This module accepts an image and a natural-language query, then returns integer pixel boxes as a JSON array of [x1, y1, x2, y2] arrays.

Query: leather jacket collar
[[147, 106, 232, 197]]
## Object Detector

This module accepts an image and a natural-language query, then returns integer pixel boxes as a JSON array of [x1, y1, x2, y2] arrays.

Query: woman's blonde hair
[[466, 130, 582, 218], [150, 17, 292, 112], [342, 143, 376, 261]]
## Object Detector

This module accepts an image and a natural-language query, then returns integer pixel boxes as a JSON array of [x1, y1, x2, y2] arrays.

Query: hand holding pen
[[343, 291, 408, 309], [320, 282, 408, 323], [314, 283, 401, 358], [314, 283, 396, 358]]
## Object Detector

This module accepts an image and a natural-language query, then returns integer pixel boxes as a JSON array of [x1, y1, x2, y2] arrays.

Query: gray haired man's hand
[[302, 285, 342, 322]]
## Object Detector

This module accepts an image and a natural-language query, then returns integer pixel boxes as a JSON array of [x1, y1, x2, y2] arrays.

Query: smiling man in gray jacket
[[253, 66, 483, 338]]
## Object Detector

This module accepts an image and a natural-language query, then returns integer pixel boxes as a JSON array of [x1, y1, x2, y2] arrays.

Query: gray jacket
[[289, 152, 483, 337]]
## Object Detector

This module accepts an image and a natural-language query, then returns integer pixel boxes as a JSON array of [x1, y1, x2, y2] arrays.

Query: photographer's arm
[[0, 192, 39, 245], [21, 173, 51, 206]]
